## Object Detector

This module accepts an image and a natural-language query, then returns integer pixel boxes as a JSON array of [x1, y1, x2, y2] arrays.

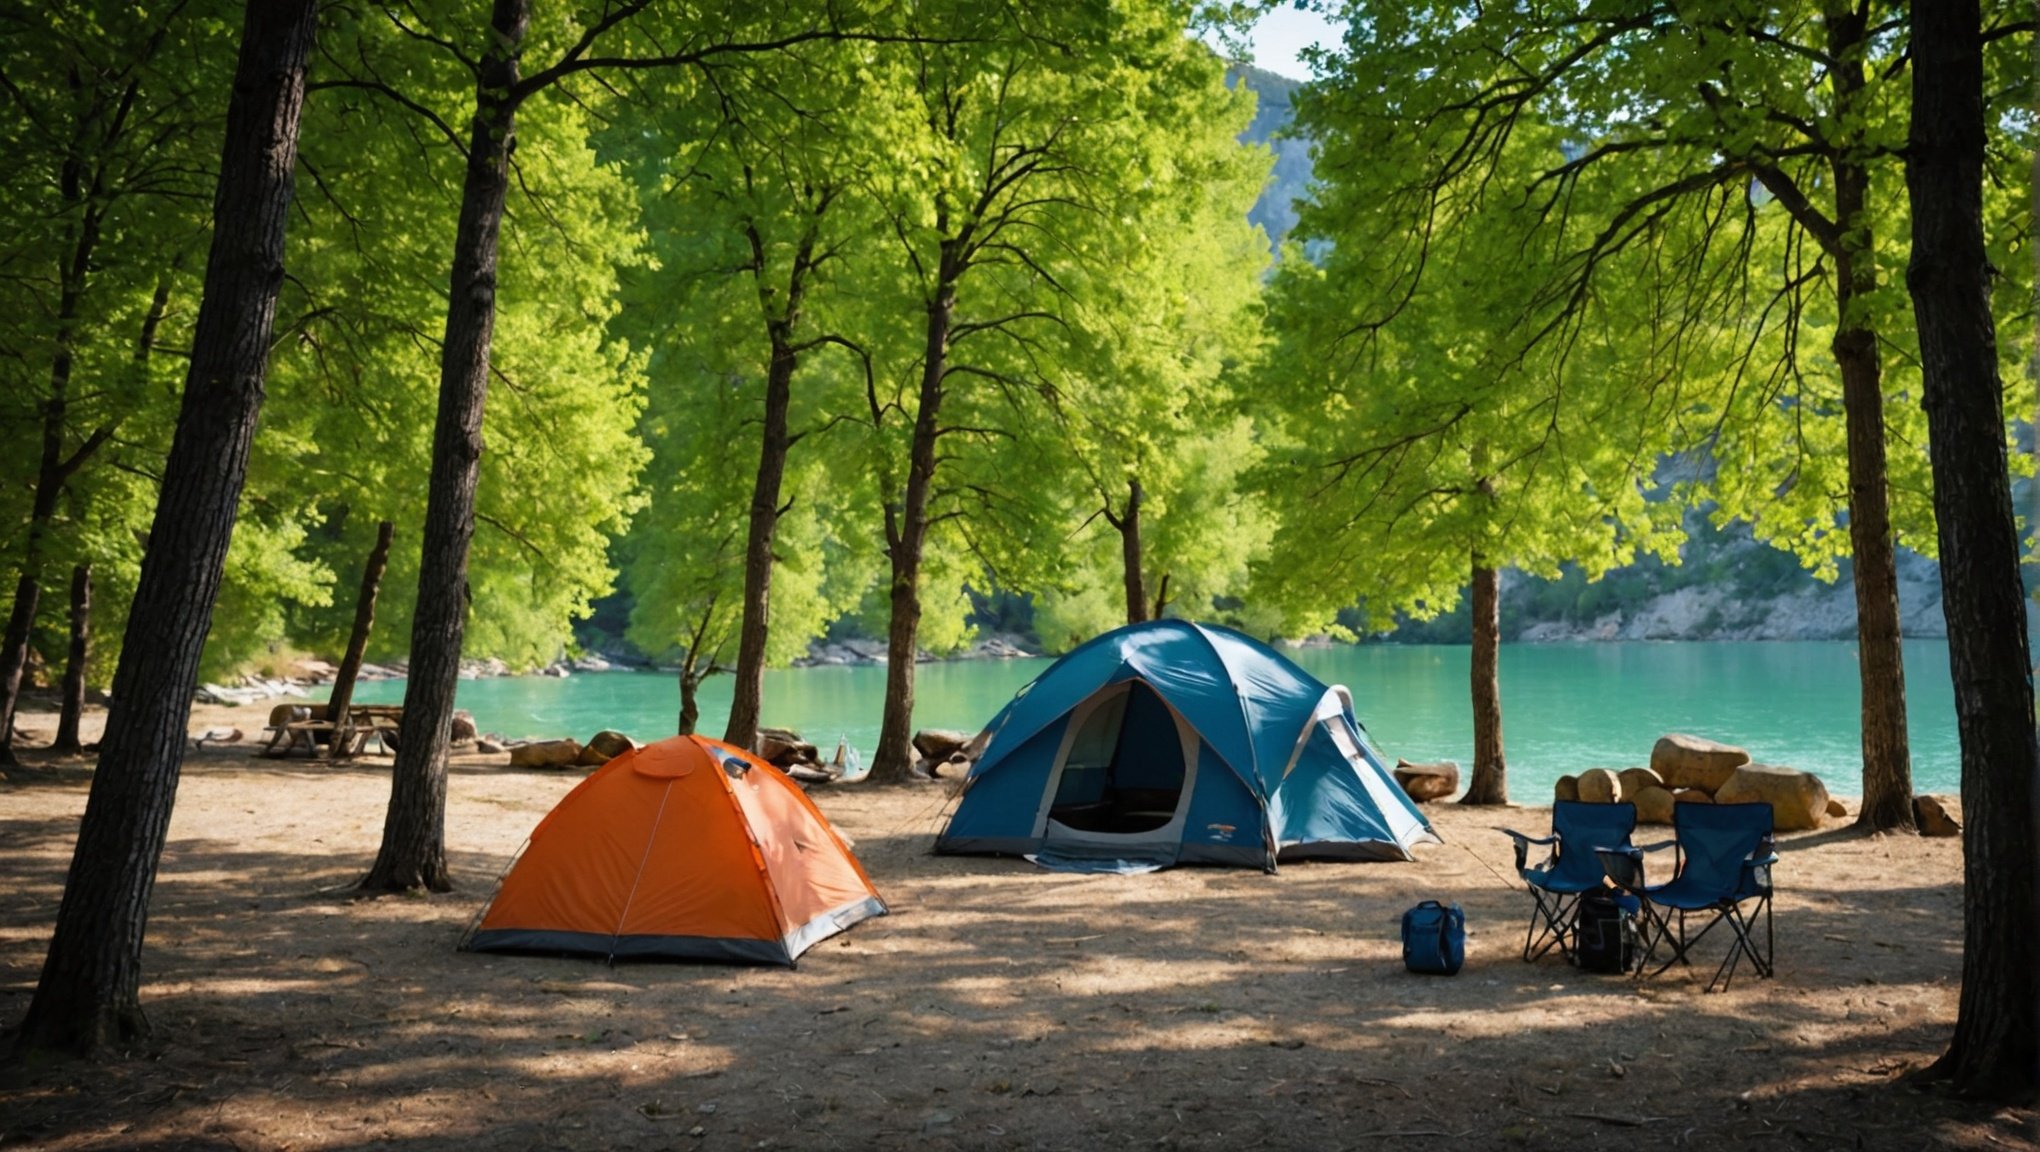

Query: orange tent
[[464, 734, 885, 966]]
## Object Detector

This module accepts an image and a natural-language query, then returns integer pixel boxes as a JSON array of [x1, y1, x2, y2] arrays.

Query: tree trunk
[[363, 0, 528, 894], [723, 334, 796, 751], [325, 519, 393, 730], [1822, 9, 1916, 833], [52, 565, 90, 754], [11, 0, 317, 1056], [869, 273, 955, 784], [0, 570, 44, 762], [1905, 0, 2040, 1099], [1460, 558, 1507, 804], [678, 667, 701, 737], [0, 165, 104, 764], [1118, 478, 1147, 626]]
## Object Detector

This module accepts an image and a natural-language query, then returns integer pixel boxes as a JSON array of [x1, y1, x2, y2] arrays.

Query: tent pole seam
[[608, 778, 675, 963], [708, 737, 799, 965]]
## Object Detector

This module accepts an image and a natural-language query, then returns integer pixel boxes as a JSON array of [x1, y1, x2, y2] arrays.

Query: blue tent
[[935, 620, 1441, 871]]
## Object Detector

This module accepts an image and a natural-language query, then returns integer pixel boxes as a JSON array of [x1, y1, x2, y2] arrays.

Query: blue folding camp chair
[[1596, 802, 1777, 992], [1500, 800, 1638, 962]]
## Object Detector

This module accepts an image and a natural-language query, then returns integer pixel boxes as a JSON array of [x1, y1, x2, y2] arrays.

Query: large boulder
[[1672, 788, 1714, 807], [1630, 784, 1677, 826], [1913, 794, 1961, 838], [913, 728, 976, 764], [1576, 768, 1622, 805], [1713, 764, 1830, 831], [1392, 759, 1460, 803], [579, 729, 638, 766], [1617, 767, 1663, 798], [1553, 774, 1580, 803], [784, 762, 836, 786], [509, 739, 583, 770], [1651, 734, 1752, 794], [449, 710, 478, 746], [963, 728, 993, 761], [757, 727, 818, 768]]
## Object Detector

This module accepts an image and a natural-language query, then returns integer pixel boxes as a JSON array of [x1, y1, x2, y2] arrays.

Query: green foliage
[[1296, 0, 2032, 595], [0, 3, 236, 684], [258, 17, 651, 673], [843, 2, 1275, 659], [600, 31, 890, 673], [1252, 117, 1693, 638], [1030, 48, 1273, 646]]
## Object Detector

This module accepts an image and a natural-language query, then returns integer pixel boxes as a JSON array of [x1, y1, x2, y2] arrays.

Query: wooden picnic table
[[259, 704, 404, 759]]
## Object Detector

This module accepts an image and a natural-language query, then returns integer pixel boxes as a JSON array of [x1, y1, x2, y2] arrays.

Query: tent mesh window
[[1050, 681, 1186, 835]]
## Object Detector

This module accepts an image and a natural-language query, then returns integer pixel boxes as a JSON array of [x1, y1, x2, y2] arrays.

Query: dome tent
[[464, 735, 885, 965], [935, 620, 1439, 872]]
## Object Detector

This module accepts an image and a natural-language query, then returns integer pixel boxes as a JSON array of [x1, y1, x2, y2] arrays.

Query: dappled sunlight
[[1, 754, 2026, 1150]]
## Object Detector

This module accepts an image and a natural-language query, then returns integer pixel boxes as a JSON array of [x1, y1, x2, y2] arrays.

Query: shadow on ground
[[0, 751, 2027, 1152]]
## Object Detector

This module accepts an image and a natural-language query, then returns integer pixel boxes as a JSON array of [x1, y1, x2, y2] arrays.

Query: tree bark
[[678, 665, 702, 737], [364, 0, 528, 894], [869, 266, 956, 784], [325, 519, 394, 731], [723, 328, 797, 750], [52, 565, 90, 754], [0, 570, 44, 762], [1116, 478, 1147, 626], [1825, 7, 1916, 834], [1460, 557, 1507, 804], [1905, 0, 2040, 1099], [11, 0, 317, 1056], [0, 223, 90, 763]]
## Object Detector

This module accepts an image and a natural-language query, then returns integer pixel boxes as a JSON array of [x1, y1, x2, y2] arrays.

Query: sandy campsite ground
[[1, 700, 2034, 1151]]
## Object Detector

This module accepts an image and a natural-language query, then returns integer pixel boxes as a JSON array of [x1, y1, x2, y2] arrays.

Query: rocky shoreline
[[190, 632, 1045, 708]]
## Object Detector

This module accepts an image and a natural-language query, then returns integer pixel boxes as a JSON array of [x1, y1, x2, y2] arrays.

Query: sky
[[1234, 6, 1344, 80]]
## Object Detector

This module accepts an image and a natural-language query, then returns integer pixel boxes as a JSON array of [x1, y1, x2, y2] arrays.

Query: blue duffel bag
[[1401, 900, 1466, 975]]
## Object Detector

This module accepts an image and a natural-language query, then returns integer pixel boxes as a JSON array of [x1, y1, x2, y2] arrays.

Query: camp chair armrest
[[1595, 845, 1649, 892], [1635, 837, 1677, 854], [1743, 848, 1780, 893], [1499, 828, 1558, 872]]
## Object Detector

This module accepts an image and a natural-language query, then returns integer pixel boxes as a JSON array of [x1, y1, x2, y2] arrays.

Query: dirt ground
[[1, 700, 2033, 1151]]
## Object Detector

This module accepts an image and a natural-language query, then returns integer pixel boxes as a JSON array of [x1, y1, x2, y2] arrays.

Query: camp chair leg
[[1630, 901, 1683, 979], [1635, 901, 1740, 984], [1707, 923, 1744, 993], [1522, 890, 1575, 962], [1704, 898, 1775, 993]]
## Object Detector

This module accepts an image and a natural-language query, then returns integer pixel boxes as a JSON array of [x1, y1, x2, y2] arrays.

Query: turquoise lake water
[[349, 640, 1963, 798]]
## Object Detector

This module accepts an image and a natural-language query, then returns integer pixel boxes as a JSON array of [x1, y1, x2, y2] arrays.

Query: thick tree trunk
[[10, 0, 317, 1056], [364, 0, 528, 894], [1906, 0, 2040, 1099], [1117, 478, 1147, 626], [1823, 9, 1916, 833], [723, 336, 796, 751], [870, 275, 955, 784], [325, 519, 393, 731], [52, 565, 90, 754], [1460, 558, 1507, 805]]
